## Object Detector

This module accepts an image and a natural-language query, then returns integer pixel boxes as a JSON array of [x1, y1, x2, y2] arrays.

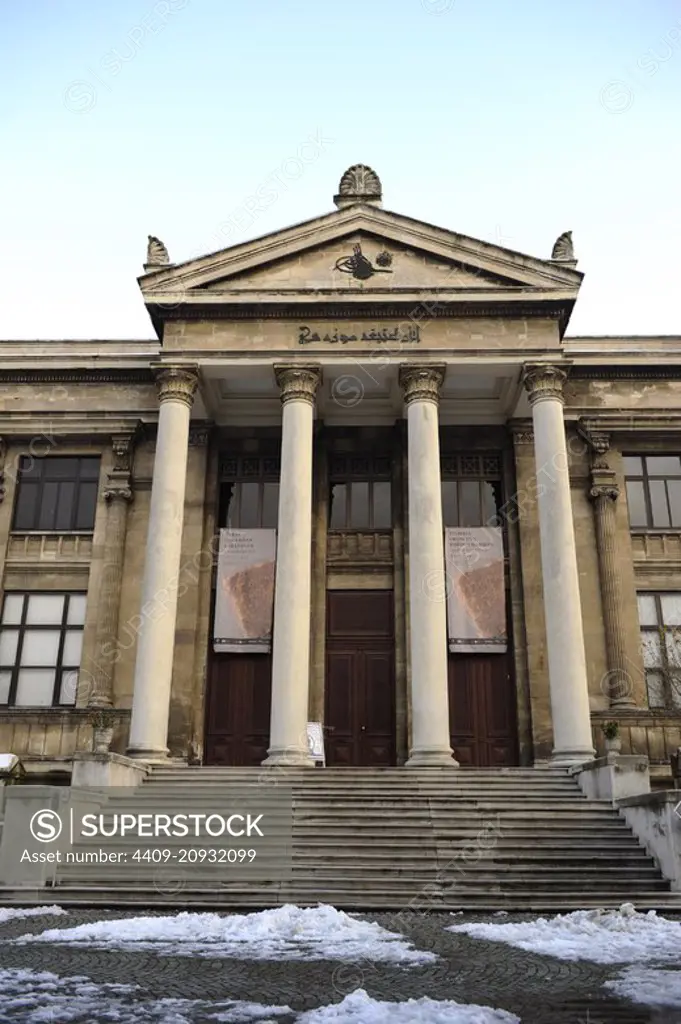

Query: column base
[[262, 746, 315, 768], [551, 746, 596, 767], [125, 746, 169, 763], [406, 747, 460, 768]]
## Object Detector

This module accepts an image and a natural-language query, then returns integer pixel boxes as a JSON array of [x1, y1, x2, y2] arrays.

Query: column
[[589, 435, 636, 708], [399, 365, 457, 767], [88, 433, 136, 708], [522, 364, 595, 763], [263, 365, 321, 766], [127, 365, 198, 759]]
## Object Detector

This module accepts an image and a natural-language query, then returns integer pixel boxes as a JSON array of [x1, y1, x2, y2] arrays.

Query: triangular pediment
[[139, 204, 582, 329]]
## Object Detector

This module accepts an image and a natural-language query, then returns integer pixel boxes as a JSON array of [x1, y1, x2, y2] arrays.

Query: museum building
[[1, 165, 680, 780]]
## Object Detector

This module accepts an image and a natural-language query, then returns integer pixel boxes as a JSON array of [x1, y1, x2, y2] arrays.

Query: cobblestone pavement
[[1, 908, 680, 1023]]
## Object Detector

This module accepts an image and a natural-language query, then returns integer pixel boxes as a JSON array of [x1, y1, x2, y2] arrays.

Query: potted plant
[[89, 708, 116, 754], [601, 720, 621, 754]]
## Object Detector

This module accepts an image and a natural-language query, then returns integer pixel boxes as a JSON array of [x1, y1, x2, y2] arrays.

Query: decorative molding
[[153, 365, 199, 408], [145, 235, 169, 268], [334, 164, 382, 209], [188, 423, 213, 447], [399, 365, 445, 406], [0, 370, 153, 385], [522, 363, 569, 406], [0, 436, 6, 503], [274, 365, 322, 405], [589, 480, 620, 503]]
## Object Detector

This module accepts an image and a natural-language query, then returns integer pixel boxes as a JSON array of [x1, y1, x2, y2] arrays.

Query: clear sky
[[1, 0, 679, 339]]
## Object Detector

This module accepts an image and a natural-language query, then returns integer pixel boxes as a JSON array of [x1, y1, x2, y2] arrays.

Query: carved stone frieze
[[274, 365, 322, 405], [399, 365, 446, 406], [522, 364, 569, 406]]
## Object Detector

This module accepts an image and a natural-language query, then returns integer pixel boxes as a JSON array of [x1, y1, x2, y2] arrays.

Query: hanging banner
[[445, 527, 507, 654], [214, 529, 276, 653]]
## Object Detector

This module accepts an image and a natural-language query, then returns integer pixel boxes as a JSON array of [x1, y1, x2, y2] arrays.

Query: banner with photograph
[[214, 529, 276, 653], [445, 527, 507, 654]]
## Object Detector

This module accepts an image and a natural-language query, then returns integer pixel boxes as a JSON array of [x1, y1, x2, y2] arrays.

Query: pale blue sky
[[1, 0, 679, 338]]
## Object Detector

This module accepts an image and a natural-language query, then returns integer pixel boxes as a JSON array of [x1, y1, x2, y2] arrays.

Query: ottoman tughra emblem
[[335, 243, 393, 280]]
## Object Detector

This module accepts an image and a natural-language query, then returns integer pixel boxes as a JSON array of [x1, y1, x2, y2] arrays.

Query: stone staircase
[[2, 766, 680, 911]]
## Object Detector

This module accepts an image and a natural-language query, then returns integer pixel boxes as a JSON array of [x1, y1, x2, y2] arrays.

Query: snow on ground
[[0, 905, 67, 925], [448, 903, 681, 965], [0, 967, 292, 1023], [605, 966, 681, 1008], [16, 904, 437, 963], [297, 989, 520, 1023]]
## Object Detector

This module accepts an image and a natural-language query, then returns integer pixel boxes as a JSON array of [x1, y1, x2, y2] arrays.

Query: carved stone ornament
[[0, 436, 6, 503], [274, 365, 322, 405], [590, 464, 620, 503], [102, 431, 137, 504], [154, 366, 199, 407], [188, 424, 212, 447], [334, 164, 382, 208], [522, 364, 568, 406], [551, 230, 575, 262], [399, 365, 446, 406], [512, 429, 535, 445], [146, 235, 169, 267]]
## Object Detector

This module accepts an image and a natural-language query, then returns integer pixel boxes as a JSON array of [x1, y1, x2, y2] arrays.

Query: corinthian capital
[[399, 365, 446, 406], [274, 365, 322, 405], [153, 364, 199, 408], [522, 364, 569, 406]]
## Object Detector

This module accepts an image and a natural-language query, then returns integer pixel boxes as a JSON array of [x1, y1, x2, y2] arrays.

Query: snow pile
[[298, 989, 520, 1023], [0, 904, 67, 925], [448, 903, 681, 964], [0, 967, 292, 1023], [18, 904, 437, 963], [606, 966, 681, 1007]]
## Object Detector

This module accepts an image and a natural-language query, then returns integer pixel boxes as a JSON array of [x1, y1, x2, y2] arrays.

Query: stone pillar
[[588, 435, 636, 709], [522, 364, 595, 764], [263, 366, 321, 766], [399, 365, 457, 768], [88, 433, 136, 708], [127, 365, 199, 760]]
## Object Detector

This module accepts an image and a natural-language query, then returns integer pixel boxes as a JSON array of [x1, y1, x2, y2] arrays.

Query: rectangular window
[[637, 592, 681, 710], [218, 457, 281, 530], [328, 454, 392, 530], [0, 592, 86, 707], [12, 457, 100, 532], [624, 455, 681, 529], [440, 454, 502, 528]]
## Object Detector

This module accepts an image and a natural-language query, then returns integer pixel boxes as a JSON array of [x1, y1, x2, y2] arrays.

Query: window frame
[[440, 452, 503, 530], [624, 454, 681, 530], [0, 591, 86, 708], [328, 454, 393, 532], [11, 456, 101, 534], [637, 591, 681, 711], [218, 455, 281, 530]]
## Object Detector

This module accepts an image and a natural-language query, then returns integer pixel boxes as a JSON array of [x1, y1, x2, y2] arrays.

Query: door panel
[[448, 653, 518, 766], [204, 653, 272, 765], [325, 591, 395, 766]]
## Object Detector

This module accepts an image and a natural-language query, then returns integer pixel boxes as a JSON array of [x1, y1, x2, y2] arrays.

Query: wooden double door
[[448, 653, 518, 766], [204, 653, 271, 766], [325, 590, 396, 766]]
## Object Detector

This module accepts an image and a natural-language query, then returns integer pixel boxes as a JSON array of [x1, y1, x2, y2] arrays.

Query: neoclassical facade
[[1, 166, 680, 779]]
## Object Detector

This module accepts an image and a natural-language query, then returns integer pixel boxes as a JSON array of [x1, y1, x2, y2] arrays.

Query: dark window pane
[[442, 481, 458, 527], [75, 482, 97, 530], [625, 481, 648, 527], [372, 482, 391, 528], [44, 458, 79, 480], [79, 458, 101, 480], [13, 482, 39, 529], [238, 482, 259, 528], [329, 484, 347, 528], [482, 481, 498, 523], [222, 484, 235, 527], [649, 480, 670, 527], [668, 481, 681, 527], [622, 456, 643, 476], [459, 481, 480, 527], [19, 456, 42, 480], [37, 482, 59, 530], [261, 483, 279, 528], [55, 482, 75, 531], [646, 456, 681, 477], [350, 482, 370, 528]]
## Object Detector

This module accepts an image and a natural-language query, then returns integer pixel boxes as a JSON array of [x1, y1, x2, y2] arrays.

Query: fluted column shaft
[[89, 436, 134, 707], [263, 366, 321, 767], [400, 365, 457, 768], [128, 365, 198, 759], [523, 364, 595, 764], [590, 453, 636, 708]]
